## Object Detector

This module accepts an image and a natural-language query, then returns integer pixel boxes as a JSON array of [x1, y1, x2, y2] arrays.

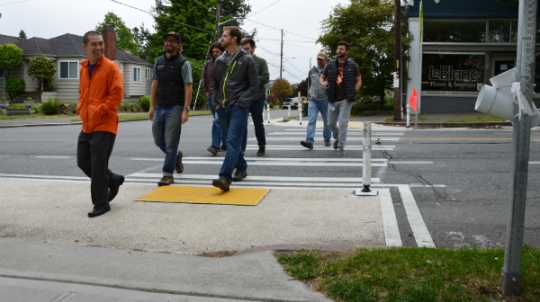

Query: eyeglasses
[[165, 40, 178, 44]]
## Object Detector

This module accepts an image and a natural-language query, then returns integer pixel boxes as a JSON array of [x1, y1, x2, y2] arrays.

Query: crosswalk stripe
[[269, 132, 405, 136], [127, 173, 380, 183], [245, 146, 394, 150], [179, 157, 389, 162], [253, 137, 400, 141], [130, 159, 389, 167]]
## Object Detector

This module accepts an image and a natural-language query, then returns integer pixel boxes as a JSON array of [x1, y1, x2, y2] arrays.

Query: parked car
[[282, 98, 298, 110]]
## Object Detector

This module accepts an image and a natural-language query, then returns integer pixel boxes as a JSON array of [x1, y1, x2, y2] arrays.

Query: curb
[[0, 114, 212, 129], [379, 121, 513, 128]]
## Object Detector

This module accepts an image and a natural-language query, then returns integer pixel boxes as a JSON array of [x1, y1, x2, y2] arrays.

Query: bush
[[351, 102, 370, 115], [5, 77, 25, 101], [31, 105, 39, 114], [139, 96, 150, 112], [42, 97, 61, 115]]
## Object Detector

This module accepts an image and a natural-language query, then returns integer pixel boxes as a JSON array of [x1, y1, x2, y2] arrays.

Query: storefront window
[[422, 53, 485, 96], [424, 20, 486, 43], [489, 20, 518, 43]]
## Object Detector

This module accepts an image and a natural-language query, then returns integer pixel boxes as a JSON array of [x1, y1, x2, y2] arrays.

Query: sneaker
[[175, 151, 184, 173], [337, 149, 345, 157], [212, 177, 230, 192], [324, 140, 331, 147], [333, 139, 339, 150], [207, 146, 218, 156], [232, 170, 248, 181], [158, 176, 174, 186], [300, 141, 313, 149]]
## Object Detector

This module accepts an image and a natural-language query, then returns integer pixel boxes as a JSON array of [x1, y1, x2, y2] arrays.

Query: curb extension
[[378, 121, 513, 128], [0, 114, 212, 129]]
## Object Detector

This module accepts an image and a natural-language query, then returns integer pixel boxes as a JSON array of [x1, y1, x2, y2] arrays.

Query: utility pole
[[307, 57, 311, 96], [501, 0, 537, 296], [280, 29, 283, 78], [393, 0, 401, 121], [214, 3, 221, 42]]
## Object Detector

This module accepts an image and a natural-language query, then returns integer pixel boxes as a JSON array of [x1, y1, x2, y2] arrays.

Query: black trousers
[[77, 131, 121, 206]]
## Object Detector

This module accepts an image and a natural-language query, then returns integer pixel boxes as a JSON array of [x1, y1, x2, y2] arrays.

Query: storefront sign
[[422, 53, 485, 96]]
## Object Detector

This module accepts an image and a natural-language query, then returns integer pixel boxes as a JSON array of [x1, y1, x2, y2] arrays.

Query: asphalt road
[[0, 110, 539, 249]]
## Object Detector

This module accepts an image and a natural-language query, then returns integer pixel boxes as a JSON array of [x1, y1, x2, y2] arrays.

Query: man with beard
[[319, 41, 362, 157], [204, 42, 227, 155], [210, 26, 259, 191], [77, 30, 125, 217], [149, 32, 193, 186]]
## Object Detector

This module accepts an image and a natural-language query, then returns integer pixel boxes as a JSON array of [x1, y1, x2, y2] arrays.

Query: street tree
[[0, 43, 23, 80], [27, 55, 56, 102], [297, 78, 308, 97], [19, 30, 27, 39], [318, 0, 410, 102], [96, 12, 139, 54], [150, 0, 254, 61], [270, 78, 293, 103], [132, 23, 157, 62]]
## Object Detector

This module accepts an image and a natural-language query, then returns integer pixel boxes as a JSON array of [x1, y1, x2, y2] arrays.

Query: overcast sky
[[0, 0, 348, 83]]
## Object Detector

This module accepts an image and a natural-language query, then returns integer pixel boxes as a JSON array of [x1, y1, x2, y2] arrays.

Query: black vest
[[326, 59, 357, 103], [155, 52, 187, 107]]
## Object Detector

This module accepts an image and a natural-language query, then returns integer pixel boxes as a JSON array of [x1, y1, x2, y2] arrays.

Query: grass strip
[[69, 111, 212, 123], [383, 115, 508, 123], [0, 114, 73, 120], [277, 246, 540, 302]]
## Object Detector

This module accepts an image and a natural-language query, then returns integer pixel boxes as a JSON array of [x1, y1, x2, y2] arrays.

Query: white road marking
[[35, 156, 71, 159], [379, 189, 403, 247], [283, 128, 405, 132], [257, 137, 400, 141], [269, 132, 405, 136], [130, 159, 389, 167], [398, 185, 436, 248], [178, 157, 389, 162], [528, 161, 540, 164], [246, 146, 394, 151]]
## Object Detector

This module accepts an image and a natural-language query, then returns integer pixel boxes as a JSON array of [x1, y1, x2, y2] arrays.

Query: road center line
[[398, 185, 436, 248], [379, 189, 403, 247]]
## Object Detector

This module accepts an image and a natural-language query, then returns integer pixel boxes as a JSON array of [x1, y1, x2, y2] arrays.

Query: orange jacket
[[78, 56, 124, 135]]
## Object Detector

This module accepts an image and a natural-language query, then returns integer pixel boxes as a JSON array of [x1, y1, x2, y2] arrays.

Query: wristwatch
[[184, 107, 190, 111]]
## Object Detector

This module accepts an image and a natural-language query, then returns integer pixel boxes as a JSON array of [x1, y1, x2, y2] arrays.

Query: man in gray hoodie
[[210, 26, 260, 192], [300, 52, 331, 149]]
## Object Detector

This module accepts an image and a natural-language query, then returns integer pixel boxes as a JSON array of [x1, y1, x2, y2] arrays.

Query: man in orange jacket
[[77, 30, 125, 218]]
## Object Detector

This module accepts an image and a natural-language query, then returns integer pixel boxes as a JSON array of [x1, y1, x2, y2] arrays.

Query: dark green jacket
[[253, 55, 269, 100]]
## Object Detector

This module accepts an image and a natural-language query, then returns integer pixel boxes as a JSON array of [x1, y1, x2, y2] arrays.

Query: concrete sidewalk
[[0, 179, 384, 301]]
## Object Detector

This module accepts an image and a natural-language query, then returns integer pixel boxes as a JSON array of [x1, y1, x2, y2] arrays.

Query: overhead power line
[[0, 0, 30, 5], [246, 0, 281, 18], [244, 19, 317, 41], [110, 0, 214, 35]]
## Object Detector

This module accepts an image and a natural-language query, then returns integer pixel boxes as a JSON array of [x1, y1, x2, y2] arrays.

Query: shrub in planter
[[42, 97, 61, 115], [31, 105, 40, 114], [5, 77, 25, 101], [139, 96, 150, 112]]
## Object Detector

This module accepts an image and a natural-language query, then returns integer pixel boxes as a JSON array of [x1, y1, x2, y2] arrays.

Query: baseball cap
[[163, 31, 182, 43], [317, 52, 328, 60]]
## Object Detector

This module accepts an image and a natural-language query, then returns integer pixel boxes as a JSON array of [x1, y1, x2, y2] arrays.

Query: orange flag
[[409, 88, 418, 112]]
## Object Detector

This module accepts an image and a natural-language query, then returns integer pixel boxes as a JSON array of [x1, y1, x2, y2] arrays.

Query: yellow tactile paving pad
[[136, 186, 270, 206]]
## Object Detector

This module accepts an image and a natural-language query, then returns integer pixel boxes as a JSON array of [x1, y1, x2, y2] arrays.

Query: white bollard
[[267, 103, 270, 124], [288, 105, 291, 118], [356, 121, 377, 196], [299, 103, 303, 125]]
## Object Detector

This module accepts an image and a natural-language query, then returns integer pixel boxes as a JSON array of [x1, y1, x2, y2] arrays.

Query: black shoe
[[108, 175, 125, 202], [176, 151, 184, 173], [300, 141, 313, 149], [88, 204, 111, 218], [232, 170, 248, 182], [333, 139, 339, 150], [219, 145, 227, 152], [207, 146, 218, 156], [212, 177, 230, 192], [257, 146, 265, 156]]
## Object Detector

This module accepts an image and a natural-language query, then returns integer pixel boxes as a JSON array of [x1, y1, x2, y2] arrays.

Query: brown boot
[[257, 146, 265, 156], [324, 140, 331, 147], [232, 170, 248, 182], [176, 151, 184, 173], [158, 176, 174, 187], [212, 177, 230, 192]]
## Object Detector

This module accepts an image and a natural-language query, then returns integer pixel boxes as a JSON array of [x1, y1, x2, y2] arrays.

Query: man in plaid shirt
[[204, 42, 226, 155]]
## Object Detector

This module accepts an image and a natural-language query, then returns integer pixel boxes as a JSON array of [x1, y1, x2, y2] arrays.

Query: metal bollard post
[[288, 105, 291, 118], [299, 103, 303, 126], [356, 121, 377, 196]]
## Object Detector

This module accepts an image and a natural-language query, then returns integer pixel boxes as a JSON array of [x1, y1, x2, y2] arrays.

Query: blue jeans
[[306, 100, 331, 144], [152, 105, 183, 177], [249, 97, 266, 146], [208, 97, 227, 148], [217, 105, 249, 183]]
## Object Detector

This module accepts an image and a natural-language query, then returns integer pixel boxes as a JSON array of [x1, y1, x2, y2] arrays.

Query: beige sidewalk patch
[[136, 186, 269, 206]]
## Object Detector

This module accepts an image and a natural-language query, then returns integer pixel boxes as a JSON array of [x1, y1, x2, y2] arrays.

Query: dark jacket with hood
[[210, 48, 260, 109]]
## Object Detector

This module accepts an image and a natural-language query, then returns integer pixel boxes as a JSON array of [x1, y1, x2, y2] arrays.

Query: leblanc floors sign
[[422, 53, 485, 96]]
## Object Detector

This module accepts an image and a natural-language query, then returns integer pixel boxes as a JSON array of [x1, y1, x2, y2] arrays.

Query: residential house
[[0, 26, 153, 103]]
